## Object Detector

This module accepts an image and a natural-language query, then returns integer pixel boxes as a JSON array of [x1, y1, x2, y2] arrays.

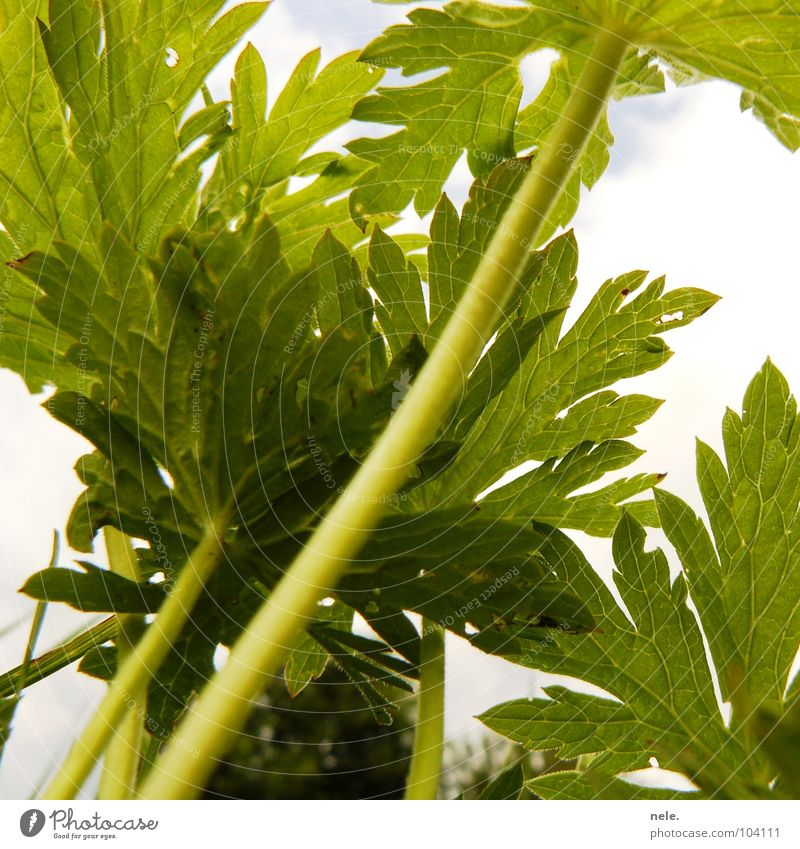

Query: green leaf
[[0, 7, 721, 747], [478, 762, 525, 800], [630, 0, 800, 151], [348, 1, 663, 221], [481, 514, 759, 798], [40, 0, 269, 250], [396, 212, 715, 528], [528, 1, 800, 151], [20, 561, 166, 614], [0, 0, 268, 260], [284, 633, 332, 698], [482, 365, 800, 798], [0, 0, 95, 259], [0, 1, 270, 392], [528, 770, 694, 801], [350, 0, 800, 226], [750, 699, 800, 798], [201, 45, 381, 230], [284, 601, 353, 697], [78, 645, 117, 682], [656, 360, 800, 712], [367, 226, 429, 358], [145, 625, 217, 740], [339, 512, 596, 657], [482, 687, 639, 764], [266, 155, 399, 271]]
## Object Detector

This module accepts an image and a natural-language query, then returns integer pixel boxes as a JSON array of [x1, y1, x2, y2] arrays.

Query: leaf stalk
[[404, 620, 446, 800], [41, 514, 229, 800], [98, 528, 145, 800], [139, 27, 630, 799]]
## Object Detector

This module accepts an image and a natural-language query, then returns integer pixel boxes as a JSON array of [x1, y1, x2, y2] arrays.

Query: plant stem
[[404, 620, 446, 800], [139, 27, 629, 800], [41, 514, 229, 800], [16, 532, 59, 694], [0, 618, 118, 699], [98, 528, 145, 800]]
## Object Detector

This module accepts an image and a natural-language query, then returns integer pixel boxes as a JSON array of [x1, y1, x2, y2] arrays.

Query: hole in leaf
[[165, 47, 179, 68], [318, 597, 335, 608], [655, 310, 684, 325]]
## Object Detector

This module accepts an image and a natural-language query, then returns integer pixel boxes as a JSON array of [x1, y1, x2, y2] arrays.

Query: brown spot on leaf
[[6, 252, 33, 269]]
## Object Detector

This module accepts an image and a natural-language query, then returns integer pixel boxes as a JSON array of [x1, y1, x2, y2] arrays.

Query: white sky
[[1, 0, 799, 798]]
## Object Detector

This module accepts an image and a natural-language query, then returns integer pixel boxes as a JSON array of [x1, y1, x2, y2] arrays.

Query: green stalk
[[140, 28, 630, 800], [98, 528, 145, 800], [404, 621, 446, 800], [16, 532, 58, 695], [0, 618, 117, 699], [41, 513, 229, 800]]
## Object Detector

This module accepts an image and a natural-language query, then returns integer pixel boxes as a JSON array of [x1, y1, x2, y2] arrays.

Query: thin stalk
[[0, 618, 117, 699], [17, 532, 59, 695], [140, 28, 630, 800], [98, 527, 145, 800], [41, 513, 229, 800], [404, 621, 446, 800]]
